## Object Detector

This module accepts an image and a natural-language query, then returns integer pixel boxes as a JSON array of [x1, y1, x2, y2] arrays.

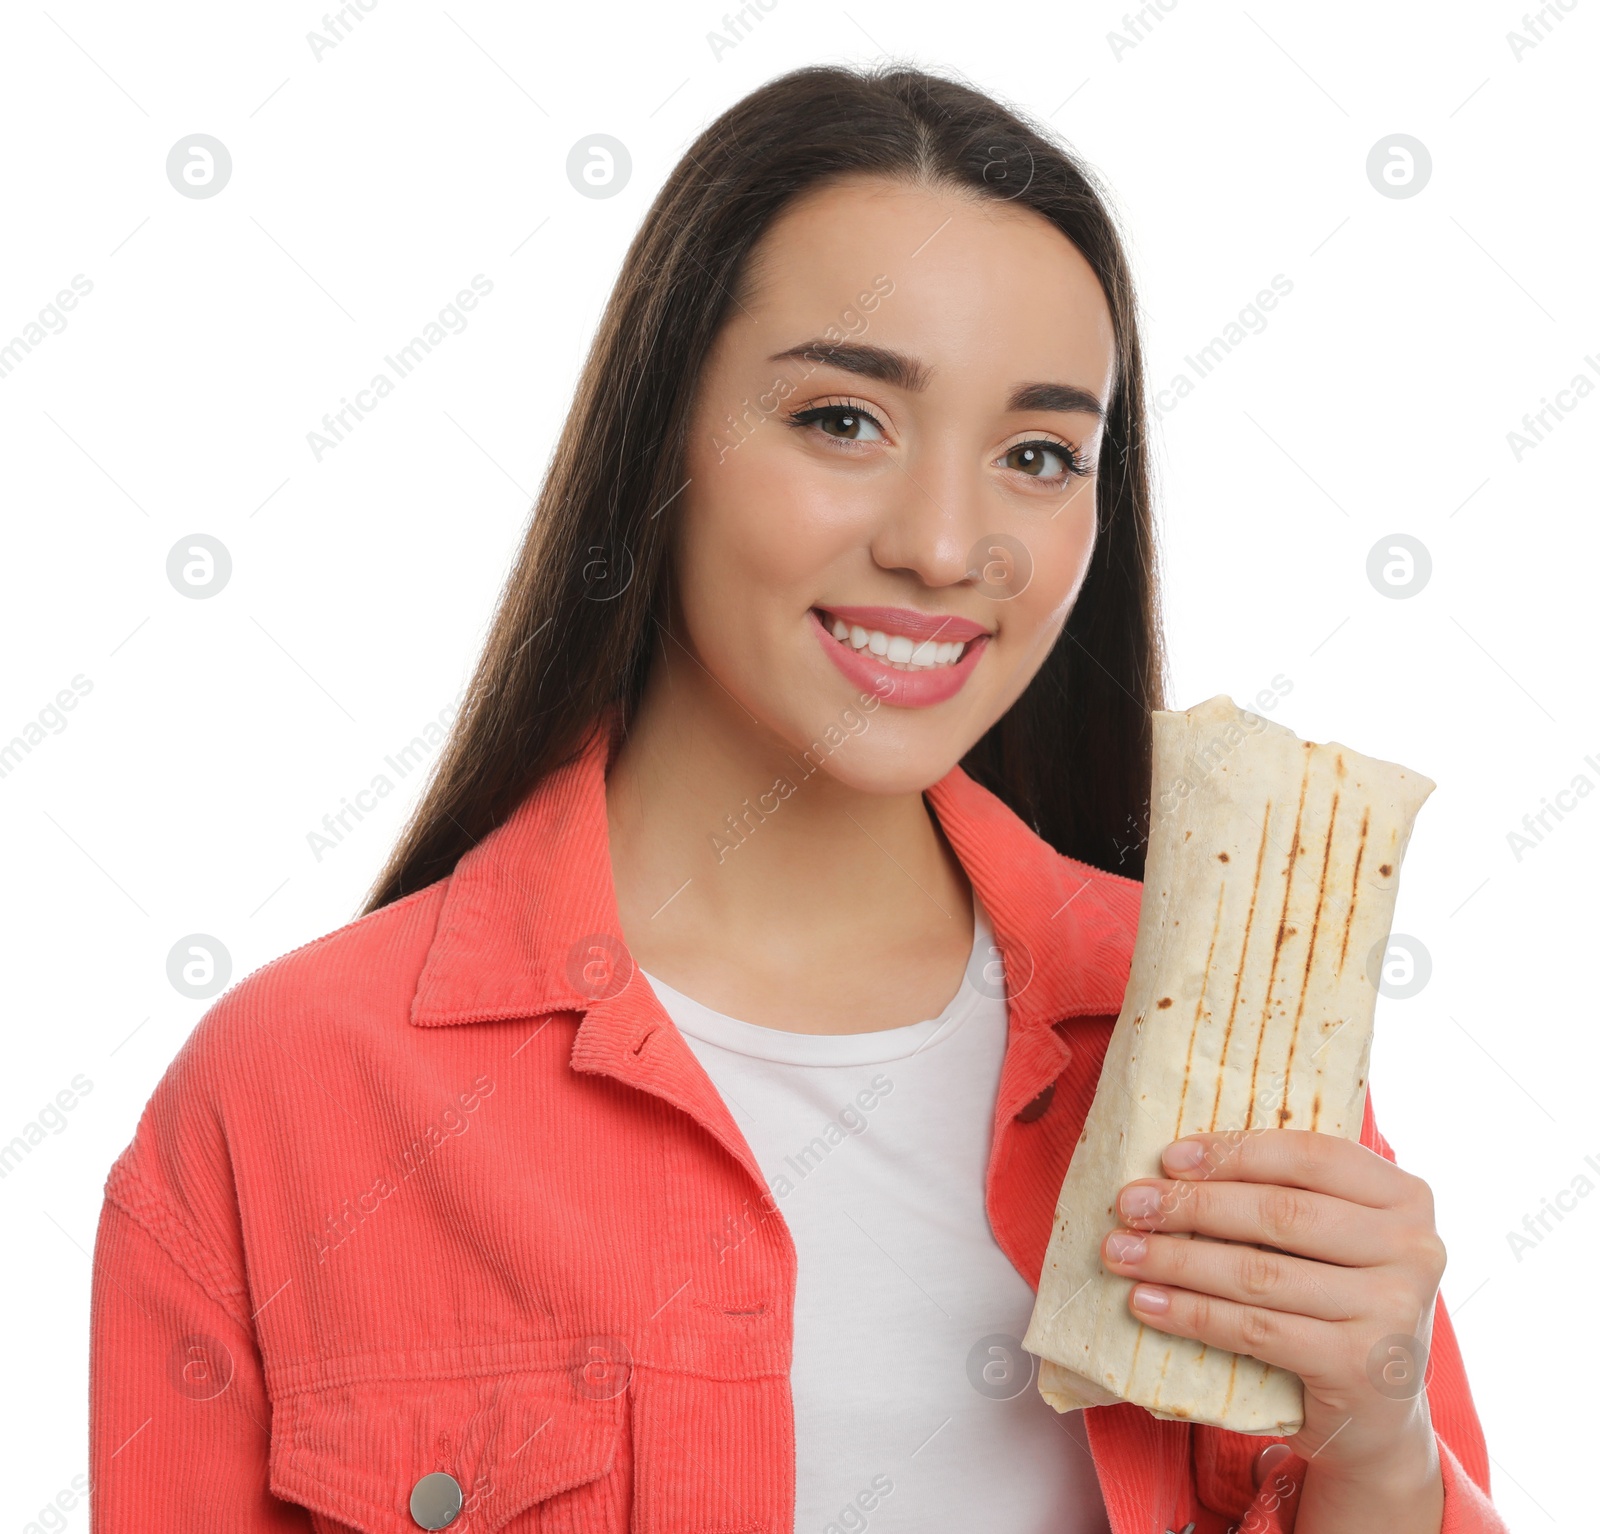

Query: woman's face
[[672, 173, 1118, 794]]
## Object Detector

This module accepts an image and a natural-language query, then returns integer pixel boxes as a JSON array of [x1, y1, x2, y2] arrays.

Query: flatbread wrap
[[1021, 694, 1435, 1433]]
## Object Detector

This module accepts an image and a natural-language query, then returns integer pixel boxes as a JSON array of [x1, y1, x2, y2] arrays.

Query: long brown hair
[[362, 62, 1165, 916]]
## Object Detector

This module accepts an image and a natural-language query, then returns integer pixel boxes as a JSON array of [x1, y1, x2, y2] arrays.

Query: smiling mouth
[[812, 608, 975, 672]]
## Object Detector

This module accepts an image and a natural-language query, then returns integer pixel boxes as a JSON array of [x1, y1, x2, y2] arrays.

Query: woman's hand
[[1100, 1127, 1448, 1527]]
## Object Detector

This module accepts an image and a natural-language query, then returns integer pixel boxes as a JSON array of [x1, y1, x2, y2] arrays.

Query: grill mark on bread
[[1176, 883, 1227, 1135], [1278, 790, 1339, 1127], [1154, 1349, 1172, 1406], [1247, 764, 1310, 1128], [1210, 808, 1273, 1130], [1337, 808, 1369, 975]]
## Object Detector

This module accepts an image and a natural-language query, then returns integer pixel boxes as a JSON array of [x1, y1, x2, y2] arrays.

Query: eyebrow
[[766, 339, 1106, 418]]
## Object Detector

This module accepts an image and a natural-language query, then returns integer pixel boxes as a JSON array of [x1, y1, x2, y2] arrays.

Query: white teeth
[[818, 611, 973, 671]]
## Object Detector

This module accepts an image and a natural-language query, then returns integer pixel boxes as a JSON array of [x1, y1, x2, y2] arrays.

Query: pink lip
[[815, 604, 991, 644], [809, 608, 989, 708]]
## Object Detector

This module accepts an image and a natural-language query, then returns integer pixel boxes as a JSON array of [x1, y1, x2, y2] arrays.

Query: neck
[[604, 639, 975, 1029]]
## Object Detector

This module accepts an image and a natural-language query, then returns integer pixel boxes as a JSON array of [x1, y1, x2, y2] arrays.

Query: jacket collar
[[409, 711, 1139, 1192], [410, 710, 1137, 1035]]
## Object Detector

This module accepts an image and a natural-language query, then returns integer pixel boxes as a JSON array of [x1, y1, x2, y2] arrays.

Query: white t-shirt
[[640, 895, 1112, 1534]]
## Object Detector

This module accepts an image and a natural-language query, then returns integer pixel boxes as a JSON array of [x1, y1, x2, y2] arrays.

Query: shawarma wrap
[[1022, 694, 1435, 1434]]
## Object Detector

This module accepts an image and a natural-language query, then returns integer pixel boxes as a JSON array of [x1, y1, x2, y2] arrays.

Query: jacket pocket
[[1193, 1423, 1289, 1521], [269, 1367, 628, 1533]]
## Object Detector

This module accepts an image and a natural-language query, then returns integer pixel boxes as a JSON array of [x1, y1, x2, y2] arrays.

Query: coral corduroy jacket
[[91, 718, 1507, 1533]]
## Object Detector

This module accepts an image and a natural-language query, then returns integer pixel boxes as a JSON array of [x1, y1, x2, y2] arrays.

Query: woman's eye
[[790, 405, 885, 442], [1004, 440, 1084, 479]]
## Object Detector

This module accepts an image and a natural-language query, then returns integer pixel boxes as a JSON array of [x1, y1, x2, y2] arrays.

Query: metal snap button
[[1016, 1082, 1055, 1121], [410, 1471, 463, 1530], [1252, 1441, 1293, 1488]]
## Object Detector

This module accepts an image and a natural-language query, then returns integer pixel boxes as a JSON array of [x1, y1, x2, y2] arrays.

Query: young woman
[[90, 65, 1506, 1534]]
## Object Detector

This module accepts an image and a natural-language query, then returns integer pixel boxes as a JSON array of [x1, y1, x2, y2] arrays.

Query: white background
[[2, 1, 1594, 1527]]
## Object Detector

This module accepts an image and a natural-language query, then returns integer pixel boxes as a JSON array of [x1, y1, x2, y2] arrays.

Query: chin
[[781, 705, 980, 798]]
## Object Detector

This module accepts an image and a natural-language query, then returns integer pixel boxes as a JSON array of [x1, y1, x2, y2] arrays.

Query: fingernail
[[1131, 1283, 1169, 1314], [1120, 1185, 1161, 1220], [1163, 1138, 1207, 1171], [1105, 1231, 1147, 1263]]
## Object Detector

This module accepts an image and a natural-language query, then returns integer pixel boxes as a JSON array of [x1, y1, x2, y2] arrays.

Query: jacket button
[[1016, 1082, 1055, 1121], [1252, 1442, 1292, 1487], [410, 1472, 463, 1529]]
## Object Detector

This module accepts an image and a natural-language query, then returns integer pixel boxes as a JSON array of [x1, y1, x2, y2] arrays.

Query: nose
[[864, 438, 987, 591]]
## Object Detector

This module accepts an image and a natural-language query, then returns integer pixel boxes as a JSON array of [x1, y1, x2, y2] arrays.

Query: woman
[[90, 64, 1505, 1534]]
